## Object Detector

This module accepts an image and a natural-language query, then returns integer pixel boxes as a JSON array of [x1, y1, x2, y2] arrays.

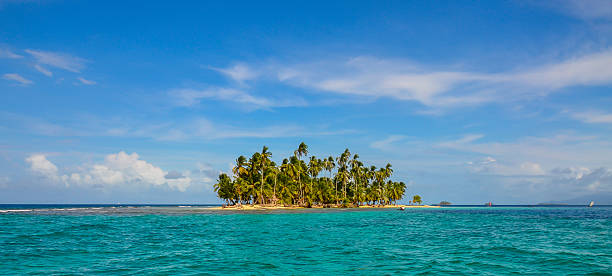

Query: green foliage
[[412, 195, 422, 205], [214, 142, 409, 207]]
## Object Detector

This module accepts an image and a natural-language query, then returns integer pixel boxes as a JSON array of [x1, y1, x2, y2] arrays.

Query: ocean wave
[[0, 209, 33, 213]]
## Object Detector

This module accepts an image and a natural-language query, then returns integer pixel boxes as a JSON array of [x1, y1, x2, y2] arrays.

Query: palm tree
[[268, 164, 280, 205], [232, 156, 248, 204], [286, 156, 302, 205], [350, 154, 362, 204], [307, 156, 322, 205], [398, 182, 406, 202], [280, 158, 292, 205], [214, 143, 408, 207], [247, 154, 260, 204], [258, 146, 272, 205], [366, 165, 377, 205], [294, 142, 308, 204], [214, 173, 233, 205], [324, 156, 336, 204], [392, 181, 406, 204], [294, 142, 309, 159], [336, 148, 351, 203], [375, 168, 385, 205], [413, 195, 422, 205], [381, 163, 393, 205]]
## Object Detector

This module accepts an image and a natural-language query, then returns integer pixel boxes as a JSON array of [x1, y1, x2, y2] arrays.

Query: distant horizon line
[[0, 203, 609, 207]]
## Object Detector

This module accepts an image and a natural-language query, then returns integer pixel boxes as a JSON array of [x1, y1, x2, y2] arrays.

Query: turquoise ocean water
[[1, 206, 610, 275]]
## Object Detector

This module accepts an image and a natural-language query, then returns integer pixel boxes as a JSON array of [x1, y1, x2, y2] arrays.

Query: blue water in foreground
[[1, 206, 610, 275]]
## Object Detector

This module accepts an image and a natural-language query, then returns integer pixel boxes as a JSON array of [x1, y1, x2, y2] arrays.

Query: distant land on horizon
[[539, 193, 612, 205]]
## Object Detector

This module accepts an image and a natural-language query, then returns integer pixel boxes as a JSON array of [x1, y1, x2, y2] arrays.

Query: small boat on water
[[398, 207, 405, 211], [588, 201, 594, 207]]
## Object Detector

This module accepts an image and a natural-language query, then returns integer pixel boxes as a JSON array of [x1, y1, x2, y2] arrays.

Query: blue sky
[[1, 0, 612, 204]]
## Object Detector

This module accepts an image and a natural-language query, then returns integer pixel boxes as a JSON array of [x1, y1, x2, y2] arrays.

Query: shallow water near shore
[[1, 206, 611, 275]]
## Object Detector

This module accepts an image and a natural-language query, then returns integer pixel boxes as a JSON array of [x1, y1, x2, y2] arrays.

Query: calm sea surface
[[1, 206, 610, 275]]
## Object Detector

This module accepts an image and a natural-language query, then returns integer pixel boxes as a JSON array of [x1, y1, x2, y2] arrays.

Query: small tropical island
[[214, 142, 438, 209]]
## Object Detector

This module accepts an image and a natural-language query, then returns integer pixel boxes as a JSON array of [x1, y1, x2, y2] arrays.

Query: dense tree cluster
[[214, 142, 408, 207]]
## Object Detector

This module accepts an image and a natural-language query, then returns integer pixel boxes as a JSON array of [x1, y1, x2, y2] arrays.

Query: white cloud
[[153, 118, 342, 141], [466, 157, 545, 176], [25, 152, 192, 192], [34, 64, 52, 77], [550, 167, 612, 193], [77, 77, 96, 85], [194, 162, 220, 184], [441, 133, 611, 168], [546, 0, 612, 20], [169, 87, 306, 109], [551, 167, 593, 180], [0, 112, 347, 141], [512, 50, 612, 89], [26, 154, 59, 181], [438, 134, 484, 148], [25, 49, 87, 73], [276, 57, 487, 106], [466, 156, 497, 173], [464, 156, 608, 200], [371, 135, 406, 150], [183, 50, 612, 113], [2, 73, 32, 85], [0, 48, 22, 59], [210, 64, 258, 83], [217, 50, 611, 109], [171, 87, 270, 107], [520, 162, 546, 175], [570, 110, 612, 123]]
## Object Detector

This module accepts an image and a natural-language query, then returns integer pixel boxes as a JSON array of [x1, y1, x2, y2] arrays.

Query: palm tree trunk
[[354, 175, 357, 204], [273, 174, 277, 205], [298, 174, 302, 205], [335, 179, 338, 205], [343, 178, 346, 202], [260, 173, 264, 205]]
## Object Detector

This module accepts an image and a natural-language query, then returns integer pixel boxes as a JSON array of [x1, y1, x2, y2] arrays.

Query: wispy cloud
[[369, 132, 612, 201], [77, 77, 96, 85], [371, 135, 406, 150], [2, 73, 32, 85], [545, 0, 612, 21], [570, 110, 612, 123], [438, 134, 484, 148], [0, 48, 22, 59], [191, 50, 612, 113], [272, 50, 612, 108], [34, 64, 52, 77], [466, 156, 545, 176], [169, 87, 307, 110], [210, 63, 258, 83], [438, 133, 610, 168], [151, 118, 349, 141], [25, 49, 87, 73], [0, 112, 349, 141], [0, 112, 81, 136]]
